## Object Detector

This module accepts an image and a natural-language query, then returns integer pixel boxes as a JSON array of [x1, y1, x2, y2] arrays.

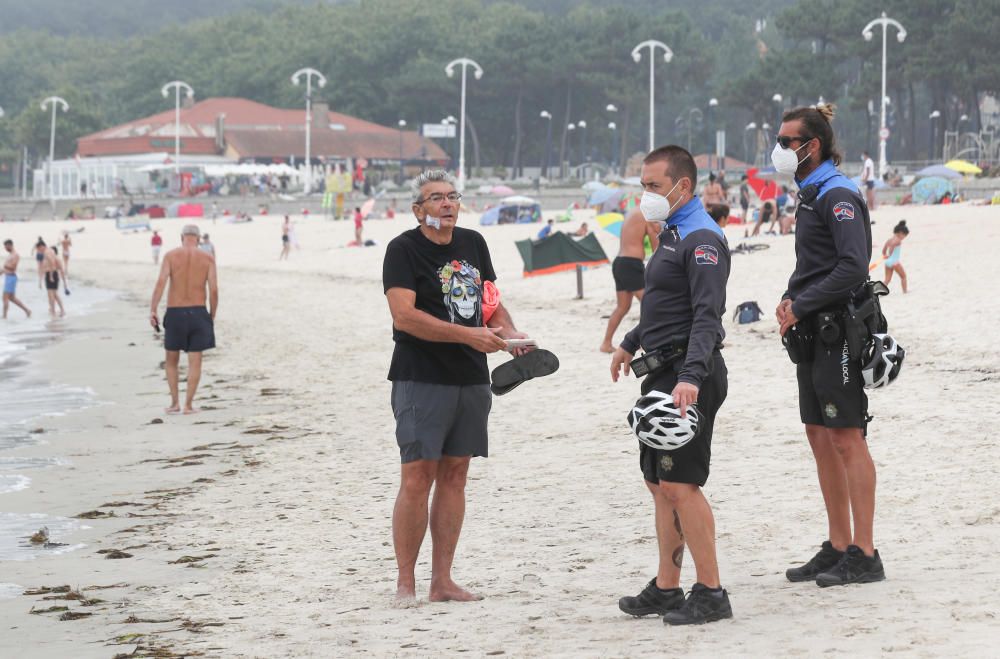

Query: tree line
[[0, 0, 996, 186]]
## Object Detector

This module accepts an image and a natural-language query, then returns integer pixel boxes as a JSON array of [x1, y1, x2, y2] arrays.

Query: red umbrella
[[746, 168, 778, 201]]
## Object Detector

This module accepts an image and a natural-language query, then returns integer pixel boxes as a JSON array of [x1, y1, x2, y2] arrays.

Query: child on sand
[[882, 220, 909, 293]]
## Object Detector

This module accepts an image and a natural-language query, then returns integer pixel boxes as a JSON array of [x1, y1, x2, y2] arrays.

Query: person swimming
[[882, 220, 909, 293]]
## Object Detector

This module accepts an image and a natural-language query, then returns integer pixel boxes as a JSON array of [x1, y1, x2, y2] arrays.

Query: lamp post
[[929, 110, 940, 161], [863, 12, 906, 179], [397, 120, 407, 184], [685, 107, 703, 153], [41, 96, 69, 203], [772, 93, 784, 127], [161, 81, 193, 177], [744, 122, 757, 164], [707, 98, 719, 170], [539, 110, 552, 179], [566, 123, 576, 171], [608, 121, 618, 171], [631, 39, 673, 151], [291, 67, 327, 194], [445, 57, 483, 192], [441, 115, 458, 169], [577, 120, 588, 176]]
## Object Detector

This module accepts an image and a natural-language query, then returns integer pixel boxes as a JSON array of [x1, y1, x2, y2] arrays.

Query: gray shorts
[[390, 381, 492, 463]]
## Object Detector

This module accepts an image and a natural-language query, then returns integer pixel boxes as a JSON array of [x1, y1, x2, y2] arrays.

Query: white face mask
[[771, 141, 811, 176], [639, 180, 682, 222]]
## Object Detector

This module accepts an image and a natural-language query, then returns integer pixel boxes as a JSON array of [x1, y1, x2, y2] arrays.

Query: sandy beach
[[1, 202, 998, 657]]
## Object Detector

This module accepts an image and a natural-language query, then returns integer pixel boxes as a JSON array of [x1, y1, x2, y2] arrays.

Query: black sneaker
[[618, 578, 685, 617], [815, 545, 885, 587], [662, 583, 733, 625], [786, 541, 845, 582]]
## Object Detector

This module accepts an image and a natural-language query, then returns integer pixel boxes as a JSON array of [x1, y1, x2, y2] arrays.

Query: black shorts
[[865, 181, 875, 191], [163, 306, 216, 353], [44, 271, 59, 291], [612, 256, 644, 292], [638, 351, 728, 487], [797, 335, 868, 432], [282, 235, 289, 243]]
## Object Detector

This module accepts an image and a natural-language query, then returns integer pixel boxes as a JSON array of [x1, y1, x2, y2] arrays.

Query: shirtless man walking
[[60, 232, 72, 278], [3, 239, 31, 319], [600, 210, 660, 353], [42, 245, 66, 317], [149, 224, 219, 414]]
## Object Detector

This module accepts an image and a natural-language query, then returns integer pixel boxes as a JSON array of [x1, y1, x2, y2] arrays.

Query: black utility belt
[[630, 343, 687, 377]]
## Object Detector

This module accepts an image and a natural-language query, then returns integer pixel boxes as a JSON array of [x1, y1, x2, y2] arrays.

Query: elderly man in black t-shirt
[[382, 170, 530, 602]]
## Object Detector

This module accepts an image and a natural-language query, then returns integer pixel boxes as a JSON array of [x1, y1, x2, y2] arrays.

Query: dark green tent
[[515, 232, 609, 277]]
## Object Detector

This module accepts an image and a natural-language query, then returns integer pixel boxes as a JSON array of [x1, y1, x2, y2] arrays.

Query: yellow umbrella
[[944, 159, 982, 175]]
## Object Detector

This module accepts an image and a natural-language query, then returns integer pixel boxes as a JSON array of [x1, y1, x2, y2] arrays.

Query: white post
[[863, 12, 906, 179], [446, 58, 483, 192], [161, 81, 193, 178], [631, 40, 673, 152], [291, 67, 327, 194], [40, 96, 68, 203]]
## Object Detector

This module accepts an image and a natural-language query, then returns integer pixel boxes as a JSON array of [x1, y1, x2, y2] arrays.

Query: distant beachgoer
[[702, 172, 725, 207], [739, 175, 750, 220], [150, 224, 219, 415], [537, 218, 555, 240], [354, 207, 364, 244], [707, 203, 730, 228], [199, 234, 216, 260], [60, 232, 72, 277], [280, 216, 291, 260], [861, 151, 876, 210], [574, 221, 590, 237], [882, 220, 909, 293], [42, 246, 65, 317], [3, 239, 31, 319], [600, 209, 660, 353], [34, 238, 46, 289], [211, 201, 219, 223], [151, 231, 163, 264]]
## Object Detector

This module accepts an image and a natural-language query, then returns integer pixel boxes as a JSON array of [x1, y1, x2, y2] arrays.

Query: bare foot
[[599, 343, 615, 354], [165, 405, 181, 415], [428, 581, 483, 602], [183, 407, 199, 415], [395, 583, 417, 602]]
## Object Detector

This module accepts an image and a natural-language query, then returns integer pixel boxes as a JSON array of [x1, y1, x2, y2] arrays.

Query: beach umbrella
[[479, 206, 501, 226], [596, 212, 625, 237], [915, 165, 961, 179], [500, 194, 536, 205], [911, 176, 954, 204], [944, 159, 982, 175], [582, 181, 606, 192], [491, 184, 515, 196], [588, 186, 624, 209]]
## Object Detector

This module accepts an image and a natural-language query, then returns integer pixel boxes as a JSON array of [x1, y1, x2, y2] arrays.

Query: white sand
[[1, 202, 998, 656]]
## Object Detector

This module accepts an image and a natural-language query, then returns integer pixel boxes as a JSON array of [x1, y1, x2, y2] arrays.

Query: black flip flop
[[490, 349, 559, 396]]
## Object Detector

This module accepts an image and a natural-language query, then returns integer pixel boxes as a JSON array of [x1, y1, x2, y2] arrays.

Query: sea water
[[0, 284, 116, 572]]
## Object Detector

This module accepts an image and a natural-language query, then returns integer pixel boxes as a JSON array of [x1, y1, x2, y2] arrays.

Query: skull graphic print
[[438, 260, 483, 325]]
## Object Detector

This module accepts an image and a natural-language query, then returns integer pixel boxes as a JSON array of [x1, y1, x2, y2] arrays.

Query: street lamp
[[161, 81, 193, 176], [863, 12, 906, 178], [577, 120, 588, 171], [397, 120, 407, 184], [772, 92, 784, 126], [40, 96, 69, 203], [0, 105, 4, 118], [606, 104, 618, 113], [929, 110, 941, 161], [631, 39, 674, 151], [291, 67, 327, 194], [608, 121, 618, 171], [567, 123, 576, 169], [539, 110, 553, 179], [445, 57, 484, 192], [744, 122, 757, 163], [442, 115, 458, 169], [685, 108, 703, 153]]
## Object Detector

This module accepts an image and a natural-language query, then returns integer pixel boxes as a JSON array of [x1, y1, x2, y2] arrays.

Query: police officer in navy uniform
[[774, 104, 885, 586], [611, 145, 733, 625]]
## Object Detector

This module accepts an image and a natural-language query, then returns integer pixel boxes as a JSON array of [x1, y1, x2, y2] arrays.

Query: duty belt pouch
[[630, 344, 686, 378], [816, 310, 844, 349], [844, 280, 890, 360], [782, 325, 815, 364]]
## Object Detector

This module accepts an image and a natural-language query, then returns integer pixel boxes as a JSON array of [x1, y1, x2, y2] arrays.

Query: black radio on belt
[[630, 344, 686, 377]]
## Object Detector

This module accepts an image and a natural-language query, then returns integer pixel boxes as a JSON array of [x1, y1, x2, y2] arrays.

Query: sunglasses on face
[[776, 135, 812, 149]]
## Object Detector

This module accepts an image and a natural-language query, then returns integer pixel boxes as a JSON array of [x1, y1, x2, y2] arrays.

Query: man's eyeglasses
[[776, 135, 812, 149], [415, 192, 462, 204]]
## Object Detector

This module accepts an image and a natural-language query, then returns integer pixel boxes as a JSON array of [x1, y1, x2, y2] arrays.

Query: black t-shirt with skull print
[[383, 226, 498, 385]]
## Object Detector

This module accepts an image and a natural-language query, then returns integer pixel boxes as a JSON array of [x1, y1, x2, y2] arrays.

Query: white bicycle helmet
[[627, 390, 700, 451], [862, 333, 905, 389]]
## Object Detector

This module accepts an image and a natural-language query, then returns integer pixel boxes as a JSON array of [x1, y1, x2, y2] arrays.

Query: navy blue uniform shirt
[[785, 160, 872, 319], [622, 197, 729, 388]]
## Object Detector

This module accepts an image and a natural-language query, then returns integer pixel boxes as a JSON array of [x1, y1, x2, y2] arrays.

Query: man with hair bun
[[773, 104, 885, 587]]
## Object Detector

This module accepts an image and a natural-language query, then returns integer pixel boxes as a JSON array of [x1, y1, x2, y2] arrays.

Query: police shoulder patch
[[832, 201, 855, 222], [694, 244, 719, 266]]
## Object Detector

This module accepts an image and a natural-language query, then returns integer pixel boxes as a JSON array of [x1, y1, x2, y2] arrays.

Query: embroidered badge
[[824, 403, 838, 418], [694, 244, 719, 266], [832, 201, 855, 222], [660, 455, 674, 472]]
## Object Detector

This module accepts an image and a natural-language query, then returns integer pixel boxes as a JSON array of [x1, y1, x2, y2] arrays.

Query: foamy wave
[[0, 583, 22, 599], [0, 474, 30, 494]]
